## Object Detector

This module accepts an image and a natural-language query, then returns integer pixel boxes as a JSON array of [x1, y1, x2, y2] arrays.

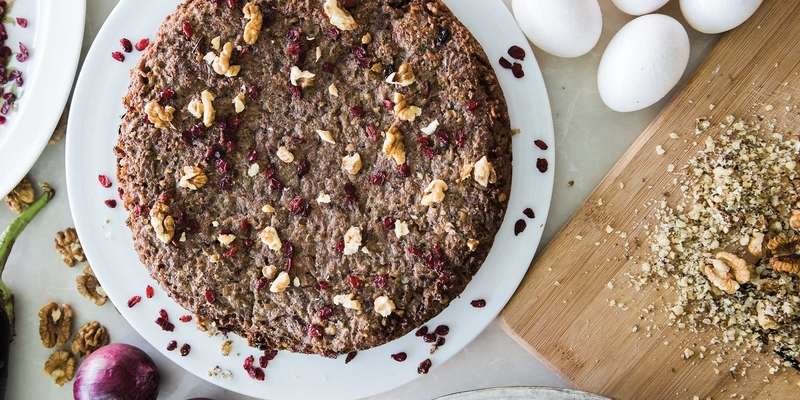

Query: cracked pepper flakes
[[639, 115, 800, 373]]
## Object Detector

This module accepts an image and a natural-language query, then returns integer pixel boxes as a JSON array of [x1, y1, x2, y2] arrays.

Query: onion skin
[[73, 343, 159, 400]]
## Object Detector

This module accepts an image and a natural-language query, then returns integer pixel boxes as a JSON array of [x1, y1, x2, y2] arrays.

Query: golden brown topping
[[382, 124, 406, 165], [323, 0, 357, 31], [71, 321, 110, 357], [5, 176, 34, 213], [43, 350, 76, 386], [769, 253, 800, 275], [178, 166, 208, 190], [259, 226, 282, 251], [270, 271, 291, 293], [55, 227, 85, 267], [149, 201, 175, 243], [76, 267, 108, 306], [341, 153, 363, 175], [343, 226, 362, 255], [144, 100, 175, 129], [242, 1, 263, 45], [373, 296, 396, 317], [473, 156, 497, 187], [38, 302, 73, 348], [200, 90, 216, 127], [290, 66, 316, 88], [421, 179, 448, 207]]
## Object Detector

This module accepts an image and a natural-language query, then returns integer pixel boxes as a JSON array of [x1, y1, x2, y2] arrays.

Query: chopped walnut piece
[[341, 153, 363, 175], [259, 226, 282, 251], [769, 254, 800, 275], [221, 339, 233, 356], [386, 62, 415, 87], [421, 179, 448, 206], [382, 124, 406, 165], [715, 251, 752, 283], [55, 227, 85, 267], [233, 92, 246, 113], [420, 119, 439, 135], [39, 302, 73, 348], [178, 166, 208, 190], [210, 36, 221, 51], [394, 220, 409, 238], [276, 146, 294, 163], [473, 156, 496, 187], [270, 271, 291, 293], [392, 92, 422, 122], [217, 233, 236, 247], [76, 267, 108, 306], [242, 1, 263, 45], [144, 100, 175, 129], [766, 232, 800, 254], [328, 83, 339, 97], [790, 210, 800, 230], [149, 201, 175, 243], [467, 238, 479, 251], [373, 296, 396, 317], [756, 301, 779, 330], [262, 264, 278, 279], [747, 232, 764, 258], [5, 176, 34, 213], [323, 0, 357, 31], [316, 192, 331, 204], [703, 263, 739, 294], [703, 252, 751, 294], [207, 41, 241, 77], [187, 98, 203, 119], [317, 129, 336, 144], [333, 293, 363, 311], [343, 226, 362, 255], [459, 161, 474, 181], [200, 90, 216, 127], [43, 350, 76, 386], [71, 321, 110, 357], [289, 66, 316, 88]]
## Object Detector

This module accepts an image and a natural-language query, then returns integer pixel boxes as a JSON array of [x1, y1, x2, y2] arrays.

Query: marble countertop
[[0, 0, 716, 399]]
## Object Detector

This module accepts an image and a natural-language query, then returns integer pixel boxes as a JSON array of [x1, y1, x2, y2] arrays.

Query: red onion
[[73, 343, 159, 400]]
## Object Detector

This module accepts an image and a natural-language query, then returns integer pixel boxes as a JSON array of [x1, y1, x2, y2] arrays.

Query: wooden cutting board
[[501, 2, 800, 399]]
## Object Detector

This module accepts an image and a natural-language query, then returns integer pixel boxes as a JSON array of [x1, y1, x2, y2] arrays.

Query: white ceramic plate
[[437, 387, 608, 400], [66, 1, 554, 398], [0, 0, 84, 197]]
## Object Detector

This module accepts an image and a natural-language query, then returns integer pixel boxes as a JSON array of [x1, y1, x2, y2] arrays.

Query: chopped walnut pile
[[4, 176, 34, 213], [71, 321, 110, 357], [76, 266, 108, 306], [640, 115, 800, 373], [43, 350, 76, 386], [55, 227, 85, 267], [39, 302, 73, 348]]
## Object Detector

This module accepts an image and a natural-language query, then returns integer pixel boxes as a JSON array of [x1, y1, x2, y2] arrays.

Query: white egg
[[611, 0, 669, 16], [511, 0, 602, 58], [597, 14, 689, 112], [680, 0, 762, 34]]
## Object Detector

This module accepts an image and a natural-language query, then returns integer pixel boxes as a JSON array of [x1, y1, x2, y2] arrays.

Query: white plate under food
[[437, 387, 609, 400], [65, 0, 554, 398], [0, 0, 84, 197]]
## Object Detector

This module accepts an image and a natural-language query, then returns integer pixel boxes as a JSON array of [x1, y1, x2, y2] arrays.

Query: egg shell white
[[680, 0, 762, 34], [511, 0, 602, 58], [597, 14, 689, 113], [611, 0, 669, 16]]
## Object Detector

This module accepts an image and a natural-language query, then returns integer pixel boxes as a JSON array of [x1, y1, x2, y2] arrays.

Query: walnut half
[[38, 302, 73, 348], [703, 252, 752, 294], [149, 201, 175, 243], [242, 1, 263, 45], [4, 176, 34, 213], [76, 266, 108, 306], [43, 350, 76, 386], [55, 227, 85, 267], [71, 321, 110, 357]]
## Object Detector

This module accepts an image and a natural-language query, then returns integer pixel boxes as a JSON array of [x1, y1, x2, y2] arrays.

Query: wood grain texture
[[501, 2, 800, 399]]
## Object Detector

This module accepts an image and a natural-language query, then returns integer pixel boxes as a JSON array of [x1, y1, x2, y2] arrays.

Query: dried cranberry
[[223, 245, 239, 258], [316, 280, 330, 291], [145, 285, 154, 298], [286, 26, 302, 42], [508, 45, 526, 60], [179, 343, 191, 356], [434, 26, 451, 47], [104, 199, 117, 208], [434, 325, 449, 336], [345, 351, 358, 364], [417, 358, 432, 374], [98, 174, 112, 188], [15, 18, 27, 28], [286, 40, 302, 57], [347, 275, 363, 289], [415, 326, 428, 337], [120, 38, 133, 52], [325, 26, 341, 40], [511, 63, 524, 78], [181, 21, 193, 38], [243, 355, 255, 369], [111, 51, 124, 62], [352, 45, 369, 68], [159, 309, 169, 320], [268, 176, 284, 192], [382, 99, 394, 111], [263, 349, 278, 361], [127, 295, 142, 308], [204, 289, 216, 303], [454, 130, 467, 148], [307, 324, 323, 338], [349, 105, 365, 118], [319, 306, 334, 320], [284, 257, 294, 272], [0, 116, 6, 125], [534, 139, 549, 150], [179, 315, 192, 322], [397, 163, 411, 178], [381, 217, 395, 230], [321, 62, 335, 73], [498, 57, 512, 69], [423, 333, 437, 343], [287, 196, 307, 215], [369, 171, 387, 186], [514, 219, 526, 236], [255, 277, 269, 291], [391, 352, 407, 362], [158, 88, 175, 102], [282, 241, 294, 258], [248, 366, 265, 381], [334, 240, 345, 254], [435, 336, 445, 346], [258, 355, 269, 368], [342, 182, 357, 204], [365, 124, 379, 142], [155, 317, 174, 332], [134, 38, 149, 51], [406, 245, 423, 258], [523, 208, 535, 219], [470, 298, 487, 308], [536, 158, 548, 173], [465, 99, 479, 112], [296, 159, 310, 178], [288, 84, 302, 99], [166, 340, 178, 351]]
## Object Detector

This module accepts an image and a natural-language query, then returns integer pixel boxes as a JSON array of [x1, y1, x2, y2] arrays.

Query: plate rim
[[0, 0, 86, 197], [65, 0, 555, 398]]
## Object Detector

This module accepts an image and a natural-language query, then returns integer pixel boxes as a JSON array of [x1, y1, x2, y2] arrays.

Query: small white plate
[[66, 1, 554, 399], [0, 0, 85, 197]]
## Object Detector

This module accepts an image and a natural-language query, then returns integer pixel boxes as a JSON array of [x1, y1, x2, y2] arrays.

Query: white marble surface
[[0, 0, 717, 399]]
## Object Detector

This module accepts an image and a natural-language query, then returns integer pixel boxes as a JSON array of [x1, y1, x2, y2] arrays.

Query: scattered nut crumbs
[[637, 115, 800, 373]]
